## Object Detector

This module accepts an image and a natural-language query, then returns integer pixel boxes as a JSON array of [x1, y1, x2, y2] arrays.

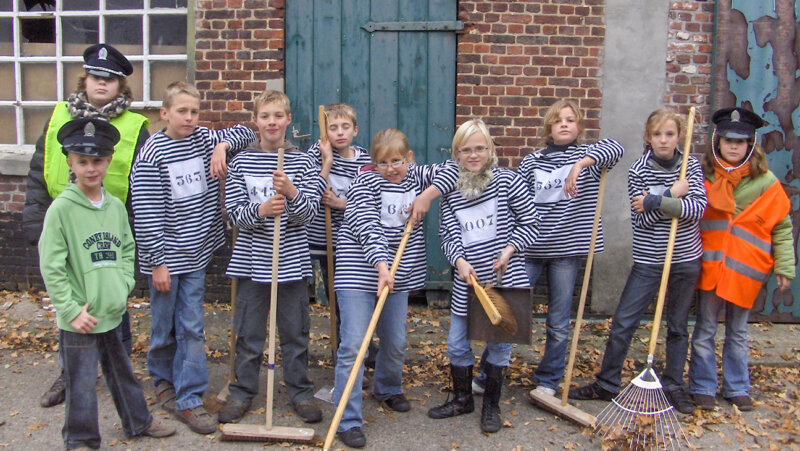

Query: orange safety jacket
[[698, 179, 790, 309]]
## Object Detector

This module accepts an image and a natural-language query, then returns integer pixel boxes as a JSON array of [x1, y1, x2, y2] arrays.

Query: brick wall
[[0, 175, 25, 213]]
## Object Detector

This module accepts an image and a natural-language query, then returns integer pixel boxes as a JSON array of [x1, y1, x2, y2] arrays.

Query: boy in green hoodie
[[38, 117, 175, 450]]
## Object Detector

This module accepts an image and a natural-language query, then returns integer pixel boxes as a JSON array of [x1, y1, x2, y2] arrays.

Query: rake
[[593, 107, 696, 450]]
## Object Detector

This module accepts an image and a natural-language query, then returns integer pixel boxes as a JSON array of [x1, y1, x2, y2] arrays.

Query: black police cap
[[57, 118, 121, 157], [711, 107, 766, 139], [83, 43, 133, 79]]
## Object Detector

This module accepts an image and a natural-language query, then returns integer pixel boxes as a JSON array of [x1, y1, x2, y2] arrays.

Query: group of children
[[26, 44, 794, 451]]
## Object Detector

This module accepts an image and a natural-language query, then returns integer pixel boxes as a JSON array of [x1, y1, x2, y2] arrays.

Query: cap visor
[[718, 130, 752, 139], [86, 69, 114, 79]]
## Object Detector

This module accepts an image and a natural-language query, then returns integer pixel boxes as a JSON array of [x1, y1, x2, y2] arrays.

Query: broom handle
[[229, 227, 238, 382], [323, 219, 414, 451], [561, 168, 607, 406], [266, 147, 284, 429], [469, 274, 502, 325], [319, 105, 339, 357], [647, 106, 695, 357]]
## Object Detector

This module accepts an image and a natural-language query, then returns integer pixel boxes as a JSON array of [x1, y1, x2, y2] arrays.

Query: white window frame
[[0, 0, 189, 150]]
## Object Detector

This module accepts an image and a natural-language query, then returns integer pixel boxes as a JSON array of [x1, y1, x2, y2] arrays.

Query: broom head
[[220, 423, 315, 443], [482, 283, 517, 335]]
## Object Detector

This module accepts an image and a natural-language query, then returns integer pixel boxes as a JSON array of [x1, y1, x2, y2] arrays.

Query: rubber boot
[[428, 364, 474, 419], [480, 362, 504, 433]]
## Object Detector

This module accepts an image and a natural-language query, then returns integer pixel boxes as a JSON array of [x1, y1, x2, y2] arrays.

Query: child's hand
[[564, 156, 595, 198], [210, 142, 230, 180], [322, 188, 346, 210], [670, 179, 689, 198], [273, 170, 299, 200], [258, 194, 286, 217], [492, 245, 515, 280], [319, 139, 333, 179], [377, 262, 394, 295], [152, 265, 171, 292], [631, 189, 647, 213], [456, 258, 477, 284], [777, 275, 791, 291], [406, 186, 440, 226], [69, 303, 97, 334]]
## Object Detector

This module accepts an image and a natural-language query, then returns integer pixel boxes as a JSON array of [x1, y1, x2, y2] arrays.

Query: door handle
[[292, 126, 311, 140]]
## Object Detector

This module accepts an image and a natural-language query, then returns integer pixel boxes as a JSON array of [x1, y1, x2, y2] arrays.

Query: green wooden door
[[286, 0, 462, 305]]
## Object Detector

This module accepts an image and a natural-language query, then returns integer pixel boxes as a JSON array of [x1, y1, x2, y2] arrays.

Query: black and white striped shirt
[[225, 141, 325, 283], [517, 139, 624, 258], [130, 124, 256, 274], [305, 142, 371, 250], [334, 162, 458, 293], [628, 150, 706, 264], [440, 168, 539, 316]]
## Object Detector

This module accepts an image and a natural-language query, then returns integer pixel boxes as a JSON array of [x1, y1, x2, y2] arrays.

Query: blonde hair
[[702, 133, 768, 177], [162, 81, 200, 109], [643, 108, 685, 154], [76, 73, 132, 101], [451, 118, 495, 159], [253, 90, 291, 116], [325, 102, 357, 127], [540, 99, 584, 145], [371, 128, 413, 164]]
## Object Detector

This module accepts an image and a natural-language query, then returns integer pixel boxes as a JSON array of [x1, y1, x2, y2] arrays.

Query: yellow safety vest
[[43, 101, 148, 203]]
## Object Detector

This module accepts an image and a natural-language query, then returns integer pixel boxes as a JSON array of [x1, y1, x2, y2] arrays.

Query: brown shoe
[[176, 405, 218, 434], [292, 398, 322, 423], [725, 395, 753, 411], [693, 394, 716, 411], [155, 381, 176, 413], [40, 370, 66, 408], [142, 418, 177, 438]]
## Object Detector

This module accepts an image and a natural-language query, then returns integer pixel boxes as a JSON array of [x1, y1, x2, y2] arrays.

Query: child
[[428, 119, 539, 433], [688, 107, 794, 412], [23, 43, 150, 408], [333, 129, 457, 448], [219, 90, 326, 424], [569, 108, 706, 415], [38, 117, 175, 450], [130, 81, 256, 434], [516, 99, 624, 397]]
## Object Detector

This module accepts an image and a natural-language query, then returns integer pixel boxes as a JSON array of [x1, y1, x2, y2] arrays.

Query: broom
[[527, 168, 608, 428], [323, 219, 414, 451], [221, 147, 315, 443], [319, 105, 338, 361], [470, 273, 517, 335], [216, 226, 238, 404], [593, 106, 696, 449]]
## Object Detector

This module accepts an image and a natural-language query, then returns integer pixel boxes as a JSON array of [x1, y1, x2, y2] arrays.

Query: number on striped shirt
[[533, 165, 570, 204], [167, 157, 208, 200], [454, 197, 498, 245], [380, 191, 415, 227]]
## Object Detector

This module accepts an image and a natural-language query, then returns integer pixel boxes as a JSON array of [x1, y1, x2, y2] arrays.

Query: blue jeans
[[527, 256, 580, 390], [334, 289, 408, 432], [147, 268, 208, 411], [61, 326, 152, 450], [448, 313, 510, 367], [595, 260, 700, 394], [689, 290, 752, 398]]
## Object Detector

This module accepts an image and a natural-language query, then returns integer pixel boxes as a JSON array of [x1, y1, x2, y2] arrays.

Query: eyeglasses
[[458, 146, 489, 156], [376, 159, 406, 170]]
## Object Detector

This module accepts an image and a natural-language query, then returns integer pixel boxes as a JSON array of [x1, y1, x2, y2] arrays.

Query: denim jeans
[[595, 259, 701, 394], [228, 278, 314, 404], [61, 326, 152, 450], [689, 290, 752, 398], [147, 268, 208, 411], [448, 313, 511, 368], [334, 289, 408, 432], [526, 256, 581, 390]]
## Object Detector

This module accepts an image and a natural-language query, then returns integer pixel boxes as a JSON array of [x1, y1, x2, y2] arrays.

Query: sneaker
[[292, 398, 323, 423], [155, 380, 176, 413], [665, 388, 694, 414], [381, 394, 411, 412], [725, 395, 753, 412], [532, 386, 556, 397], [472, 379, 485, 395], [338, 426, 366, 448], [218, 396, 252, 424], [40, 370, 66, 408], [692, 393, 716, 411], [141, 418, 176, 438], [176, 405, 218, 434], [568, 382, 615, 401]]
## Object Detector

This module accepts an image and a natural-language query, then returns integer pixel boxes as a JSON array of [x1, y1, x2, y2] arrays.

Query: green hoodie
[[38, 184, 136, 333]]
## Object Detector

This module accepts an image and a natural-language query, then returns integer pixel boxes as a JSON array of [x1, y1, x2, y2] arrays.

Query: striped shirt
[[440, 168, 540, 316], [130, 124, 256, 274], [628, 149, 706, 264], [334, 162, 458, 293], [518, 139, 624, 258], [225, 141, 325, 283], [305, 142, 371, 250]]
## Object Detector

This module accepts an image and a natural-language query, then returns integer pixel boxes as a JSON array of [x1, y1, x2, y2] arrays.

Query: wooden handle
[[319, 105, 338, 356], [265, 147, 284, 429], [318, 105, 328, 142], [469, 274, 501, 326], [561, 168, 607, 405], [229, 227, 238, 381], [323, 220, 414, 451], [647, 106, 695, 356]]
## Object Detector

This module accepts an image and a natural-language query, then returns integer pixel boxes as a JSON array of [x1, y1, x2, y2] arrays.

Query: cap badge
[[98, 47, 108, 60], [84, 122, 96, 137], [731, 110, 740, 122]]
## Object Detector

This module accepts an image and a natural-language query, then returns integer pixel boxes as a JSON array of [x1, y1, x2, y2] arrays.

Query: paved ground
[[0, 290, 799, 450]]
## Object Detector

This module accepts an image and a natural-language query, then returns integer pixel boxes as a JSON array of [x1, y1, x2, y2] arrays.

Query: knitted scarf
[[707, 160, 751, 214], [67, 91, 131, 120]]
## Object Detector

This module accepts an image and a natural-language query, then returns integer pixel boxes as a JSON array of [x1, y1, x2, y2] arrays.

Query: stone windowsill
[[0, 146, 34, 177]]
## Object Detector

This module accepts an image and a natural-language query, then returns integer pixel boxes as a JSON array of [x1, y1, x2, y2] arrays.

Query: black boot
[[480, 362, 504, 433], [428, 364, 474, 419]]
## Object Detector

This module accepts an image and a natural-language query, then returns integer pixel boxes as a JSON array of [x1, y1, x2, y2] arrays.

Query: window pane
[[21, 63, 56, 100], [0, 0, 10, 12], [131, 107, 162, 136], [127, 61, 143, 101], [108, 0, 142, 8], [23, 107, 53, 145], [20, 16, 54, 55], [0, 107, 16, 144], [150, 60, 186, 100], [62, 0, 99, 11], [0, 63, 13, 100], [106, 16, 142, 51], [18, 0, 51, 11], [63, 62, 84, 98], [0, 18, 12, 56], [62, 16, 98, 55], [152, 0, 187, 7], [150, 15, 186, 54]]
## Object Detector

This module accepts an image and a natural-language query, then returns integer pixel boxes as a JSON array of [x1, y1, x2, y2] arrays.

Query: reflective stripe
[[702, 250, 723, 261], [730, 225, 772, 254], [700, 219, 729, 231], [725, 255, 769, 282]]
